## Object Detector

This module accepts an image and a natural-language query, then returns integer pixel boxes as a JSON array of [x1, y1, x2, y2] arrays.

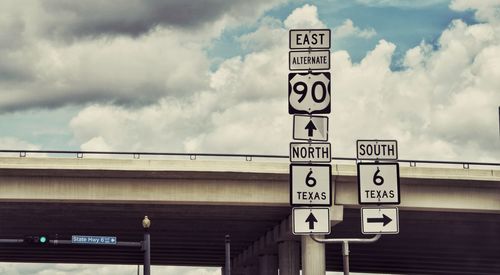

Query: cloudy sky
[[0, 0, 499, 273]]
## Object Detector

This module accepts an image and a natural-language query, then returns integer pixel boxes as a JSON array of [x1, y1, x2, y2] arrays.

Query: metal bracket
[[310, 234, 381, 244], [310, 234, 381, 275]]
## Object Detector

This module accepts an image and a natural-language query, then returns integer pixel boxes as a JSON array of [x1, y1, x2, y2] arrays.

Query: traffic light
[[24, 235, 49, 245]]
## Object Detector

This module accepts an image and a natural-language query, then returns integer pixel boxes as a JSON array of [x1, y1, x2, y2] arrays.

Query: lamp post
[[142, 216, 151, 275]]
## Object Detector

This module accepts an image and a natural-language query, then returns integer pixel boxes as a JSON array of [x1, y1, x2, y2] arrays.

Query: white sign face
[[293, 115, 329, 141], [361, 207, 399, 234], [289, 50, 330, 71], [289, 29, 331, 49], [292, 207, 331, 235], [290, 142, 331, 163], [357, 140, 398, 160], [357, 163, 400, 204], [290, 164, 332, 206], [288, 72, 331, 114]]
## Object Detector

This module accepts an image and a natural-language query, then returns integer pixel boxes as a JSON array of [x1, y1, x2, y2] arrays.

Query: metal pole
[[225, 234, 231, 275], [342, 241, 349, 275], [144, 230, 151, 275]]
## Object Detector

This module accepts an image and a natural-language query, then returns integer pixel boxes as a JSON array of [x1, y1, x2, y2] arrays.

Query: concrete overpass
[[0, 152, 499, 274]]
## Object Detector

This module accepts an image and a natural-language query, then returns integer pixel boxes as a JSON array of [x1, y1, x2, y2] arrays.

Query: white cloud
[[0, 263, 221, 275], [333, 19, 377, 39], [356, 0, 448, 8], [284, 4, 326, 29], [67, 3, 500, 162], [450, 0, 500, 23]]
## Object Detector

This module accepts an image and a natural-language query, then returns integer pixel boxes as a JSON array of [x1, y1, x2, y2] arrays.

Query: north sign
[[361, 207, 399, 234], [289, 29, 331, 49], [290, 142, 331, 163], [289, 50, 330, 71], [288, 72, 331, 114], [293, 115, 329, 141], [290, 164, 332, 206], [292, 207, 331, 235], [357, 163, 400, 205], [357, 140, 398, 160]]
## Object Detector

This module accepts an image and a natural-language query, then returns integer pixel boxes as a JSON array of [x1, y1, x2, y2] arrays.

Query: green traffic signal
[[39, 236, 47, 243]]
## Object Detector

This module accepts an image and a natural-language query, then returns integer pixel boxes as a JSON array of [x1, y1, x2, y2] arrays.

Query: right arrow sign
[[361, 207, 399, 234]]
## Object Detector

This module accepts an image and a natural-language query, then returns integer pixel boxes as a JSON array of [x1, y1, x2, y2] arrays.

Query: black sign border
[[289, 29, 331, 50], [289, 142, 331, 163], [357, 162, 400, 205], [360, 207, 400, 235], [292, 114, 329, 142], [288, 72, 331, 115], [290, 163, 332, 207], [356, 139, 398, 160], [289, 50, 331, 71]]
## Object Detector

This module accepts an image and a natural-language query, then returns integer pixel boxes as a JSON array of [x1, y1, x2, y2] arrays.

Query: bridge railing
[[0, 149, 499, 170]]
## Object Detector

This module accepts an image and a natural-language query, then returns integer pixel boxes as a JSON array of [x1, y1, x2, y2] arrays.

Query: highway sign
[[358, 163, 400, 204], [290, 142, 331, 163], [289, 50, 330, 71], [290, 164, 332, 206], [293, 115, 329, 141], [361, 207, 399, 234], [72, 235, 117, 245], [289, 29, 331, 49], [288, 72, 331, 114], [357, 140, 398, 160], [292, 207, 331, 235]]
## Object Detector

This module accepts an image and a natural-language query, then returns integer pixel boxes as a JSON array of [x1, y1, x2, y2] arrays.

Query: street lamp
[[142, 216, 151, 230], [142, 216, 151, 275]]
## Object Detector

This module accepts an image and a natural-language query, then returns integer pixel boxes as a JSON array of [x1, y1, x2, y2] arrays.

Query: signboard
[[361, 207, 399, 234], [71, 235, 117, 245], [290, 142, 331, 163], [288, 72, 331, 114], [357, 163, 400, 204], [289, 50, 330, 71], [293, 115, 329, 141], [289, 29, 331, 49], [292, 207, 331, 235], [290, 164, 332, 206], [357, 140, 398, 160]]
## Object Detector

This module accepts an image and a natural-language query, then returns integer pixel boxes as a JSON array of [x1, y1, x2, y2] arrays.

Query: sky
[[0, 0, 499, 274]]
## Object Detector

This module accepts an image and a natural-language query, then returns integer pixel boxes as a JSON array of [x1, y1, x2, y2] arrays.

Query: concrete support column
[[278, 240, 300, 275], [259, 253, 278, 275], [301, 235, 325, 275]]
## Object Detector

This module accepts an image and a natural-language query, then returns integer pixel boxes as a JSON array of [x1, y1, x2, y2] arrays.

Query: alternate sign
[[361, 207, 399, 234], [290, 164, 332, 206], [290, 142, 331, 163], [357, 140, 398, 160], [293, 115, 329, 141], [288, 72, 331, 114], [289, 29, 331, 49], [292, 207, 331, 235], [289, 50, 330, 71], [358, 163, 400, 204], [72, 235, 117, 245]]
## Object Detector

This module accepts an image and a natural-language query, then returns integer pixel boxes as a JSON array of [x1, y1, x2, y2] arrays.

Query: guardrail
[[0, 149, 499, 168]]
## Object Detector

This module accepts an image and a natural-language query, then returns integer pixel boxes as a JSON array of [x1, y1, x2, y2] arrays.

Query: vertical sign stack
[[357, 140, 401, 234], [287, 29, 332, 235]]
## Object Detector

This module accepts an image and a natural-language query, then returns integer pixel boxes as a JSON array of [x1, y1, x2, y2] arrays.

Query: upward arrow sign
[[305, 213, 318, 229], [305, 120, 317, 137]]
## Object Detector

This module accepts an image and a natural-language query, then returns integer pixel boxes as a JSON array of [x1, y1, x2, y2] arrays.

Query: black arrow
[[305, 213, 318, 229], [367, 214, 392, 226], [305, 120, 317, 137]]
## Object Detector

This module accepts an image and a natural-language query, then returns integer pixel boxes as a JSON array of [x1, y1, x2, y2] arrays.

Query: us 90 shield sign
[[288, 72, 331, 114]]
